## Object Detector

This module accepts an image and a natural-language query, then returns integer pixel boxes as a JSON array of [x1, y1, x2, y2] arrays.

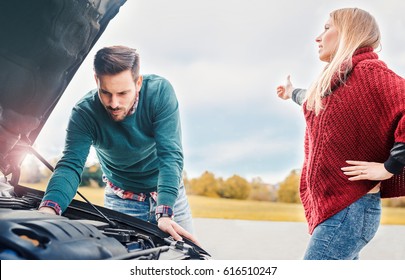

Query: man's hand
[[38, 206, 58, 215], [341, 160, 394, 181], [158, 217, 201, 246], [276, 75, 294, 100]]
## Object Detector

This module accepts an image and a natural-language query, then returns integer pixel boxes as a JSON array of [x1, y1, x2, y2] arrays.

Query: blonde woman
[[277, 8, 405, 259]]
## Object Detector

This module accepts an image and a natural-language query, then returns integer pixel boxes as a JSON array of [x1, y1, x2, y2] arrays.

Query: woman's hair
[[305, 8, 381, 115], [94, 45, 140, 81]]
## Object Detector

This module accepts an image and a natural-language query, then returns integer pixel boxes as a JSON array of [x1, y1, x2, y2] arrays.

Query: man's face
[[95, 70, 142, 122]]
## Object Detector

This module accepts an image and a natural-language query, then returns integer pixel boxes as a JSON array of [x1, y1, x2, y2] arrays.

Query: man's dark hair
[[94, 46, 140, 80]]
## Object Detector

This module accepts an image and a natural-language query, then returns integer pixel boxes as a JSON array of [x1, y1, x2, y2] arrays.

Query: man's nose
[[109, 94, 119, 108]]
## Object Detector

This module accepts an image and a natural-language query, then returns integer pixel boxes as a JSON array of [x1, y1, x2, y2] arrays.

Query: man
[[39, 46, 197, 244]]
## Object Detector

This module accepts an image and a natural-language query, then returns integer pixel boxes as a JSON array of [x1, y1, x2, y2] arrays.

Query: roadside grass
[[25, 182, 405, 225], [187, 195, 307, 222], [188, 195, 405, 225]]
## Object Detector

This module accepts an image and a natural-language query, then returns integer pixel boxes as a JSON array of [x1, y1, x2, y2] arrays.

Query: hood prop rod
[[75, 191, 117, 228]]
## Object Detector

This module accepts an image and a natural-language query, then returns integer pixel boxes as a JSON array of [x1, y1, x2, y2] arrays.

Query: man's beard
[[106, 106, 127, 122], [103, 94, 137, 122]]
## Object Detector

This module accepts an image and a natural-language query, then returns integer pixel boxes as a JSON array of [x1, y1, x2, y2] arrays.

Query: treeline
[[184, 169, 405, 208], [183, 170, 299, 203]]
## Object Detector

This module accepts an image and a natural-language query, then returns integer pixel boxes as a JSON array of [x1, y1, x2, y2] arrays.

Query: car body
[[0, 0, 209, 260]]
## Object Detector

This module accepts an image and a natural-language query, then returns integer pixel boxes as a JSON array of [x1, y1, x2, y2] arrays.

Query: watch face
[[156, 213, 174, 221]]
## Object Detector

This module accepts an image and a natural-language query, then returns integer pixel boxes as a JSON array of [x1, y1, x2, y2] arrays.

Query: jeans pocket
[[361, 207, 381, 243]]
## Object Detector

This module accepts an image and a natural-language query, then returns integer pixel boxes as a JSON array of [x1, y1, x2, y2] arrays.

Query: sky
[[34, 0, 405, 184]]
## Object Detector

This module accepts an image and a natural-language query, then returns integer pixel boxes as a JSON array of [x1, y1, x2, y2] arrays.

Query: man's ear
[[136, 75, 143, 91]]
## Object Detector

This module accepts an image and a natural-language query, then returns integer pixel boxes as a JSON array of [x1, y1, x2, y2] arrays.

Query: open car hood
[[0, 0, 126, 176]]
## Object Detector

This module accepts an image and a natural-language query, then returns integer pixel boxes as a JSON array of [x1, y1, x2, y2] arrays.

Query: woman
[[277, 8, 405, 259]]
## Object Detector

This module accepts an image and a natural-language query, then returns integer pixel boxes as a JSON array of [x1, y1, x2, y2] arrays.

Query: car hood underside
[[0, 0, 126, 176]]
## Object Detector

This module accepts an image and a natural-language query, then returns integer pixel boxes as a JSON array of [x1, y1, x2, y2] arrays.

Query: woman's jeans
[[304, 192, 381, 260], [104, 184, 194, 234]]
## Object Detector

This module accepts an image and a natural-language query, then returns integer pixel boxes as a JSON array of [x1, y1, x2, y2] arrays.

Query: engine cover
[[0, 209, 128, 259]]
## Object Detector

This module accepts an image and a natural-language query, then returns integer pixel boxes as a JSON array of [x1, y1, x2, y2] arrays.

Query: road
[[193, 218, 405, 260]]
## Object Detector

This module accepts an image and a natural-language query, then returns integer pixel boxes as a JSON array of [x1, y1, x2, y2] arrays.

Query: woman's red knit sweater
[[301, 47, 405, 234]]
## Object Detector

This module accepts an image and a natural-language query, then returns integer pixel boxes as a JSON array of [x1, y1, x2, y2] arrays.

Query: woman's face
[[316, 17, 339, 62]]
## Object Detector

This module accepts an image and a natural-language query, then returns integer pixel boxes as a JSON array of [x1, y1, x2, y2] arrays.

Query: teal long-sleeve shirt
[[42, 74, 184, 212]]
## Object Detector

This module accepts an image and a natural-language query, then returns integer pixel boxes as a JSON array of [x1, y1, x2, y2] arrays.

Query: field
[[26, 183, 405, 225]]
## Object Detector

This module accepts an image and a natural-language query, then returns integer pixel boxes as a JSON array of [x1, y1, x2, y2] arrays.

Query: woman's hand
[[341, 160, 394, 181], [276, 75, 294, 100]]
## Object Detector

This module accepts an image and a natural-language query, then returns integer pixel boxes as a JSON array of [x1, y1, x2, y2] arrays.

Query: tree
[[183, 170, 191, 193], [218, 175, 251, 200], [277, 169, 301, 203], [249, 176, 277, 202], [188, 171, 221, 197], [80, 163, 104, 187]]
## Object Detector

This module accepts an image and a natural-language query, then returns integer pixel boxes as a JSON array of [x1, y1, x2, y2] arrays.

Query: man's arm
[[149, 78, 201, 244], [39, 107, 93, 214], [151, 78, 183, 209]]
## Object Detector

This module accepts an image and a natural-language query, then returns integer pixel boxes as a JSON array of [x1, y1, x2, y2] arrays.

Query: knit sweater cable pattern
[[301, 48, 405, 234]]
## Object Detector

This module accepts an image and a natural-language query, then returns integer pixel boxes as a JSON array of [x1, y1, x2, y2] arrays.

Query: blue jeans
[[304, 192, 381, 260], [104, 184, 194, 234]]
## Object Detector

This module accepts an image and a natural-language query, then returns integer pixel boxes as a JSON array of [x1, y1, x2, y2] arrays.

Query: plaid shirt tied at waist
[[103, 176, 158, 202]]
